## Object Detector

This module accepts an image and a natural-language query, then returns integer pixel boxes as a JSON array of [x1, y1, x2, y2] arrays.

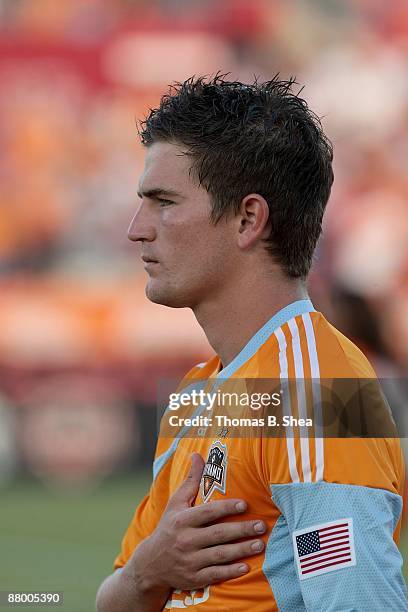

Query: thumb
[[170, 453, 205, 509]]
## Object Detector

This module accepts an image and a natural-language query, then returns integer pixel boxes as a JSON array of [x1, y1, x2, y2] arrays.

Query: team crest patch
[[200, 441, 228, 503], [292, 518, 356, 580]]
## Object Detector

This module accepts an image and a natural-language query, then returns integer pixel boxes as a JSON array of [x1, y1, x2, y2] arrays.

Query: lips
[[141, 256, 159, 264]]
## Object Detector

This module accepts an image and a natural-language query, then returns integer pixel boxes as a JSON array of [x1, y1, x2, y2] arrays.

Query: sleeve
[[259, 313, 407, 609], [113, 442, 173, 570], [261, 435, 407, 611], [271, 476, 407, 611], [113, 361, 211, 570]]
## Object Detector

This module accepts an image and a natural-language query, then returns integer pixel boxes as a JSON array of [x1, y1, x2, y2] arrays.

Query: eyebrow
[[137, 187, 183, 199]]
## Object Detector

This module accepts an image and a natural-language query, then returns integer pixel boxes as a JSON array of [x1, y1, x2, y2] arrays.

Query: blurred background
[[0, 0, 407, 609]]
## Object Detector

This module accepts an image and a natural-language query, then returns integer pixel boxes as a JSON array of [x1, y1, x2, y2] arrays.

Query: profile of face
[[128, 142, 239, 309]]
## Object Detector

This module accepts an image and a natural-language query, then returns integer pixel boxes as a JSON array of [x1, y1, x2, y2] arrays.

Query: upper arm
[[271, 481, 407, 611], [261, 433, 407, 610], [113, 435, 175, 570], [113, 489, 162, 570]]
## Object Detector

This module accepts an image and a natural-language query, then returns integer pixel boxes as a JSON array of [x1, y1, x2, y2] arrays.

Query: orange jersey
[[114, 300, 406, 610]]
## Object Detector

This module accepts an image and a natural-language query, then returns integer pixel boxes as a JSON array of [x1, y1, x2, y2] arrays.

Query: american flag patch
[[292, 518, 356, 580]]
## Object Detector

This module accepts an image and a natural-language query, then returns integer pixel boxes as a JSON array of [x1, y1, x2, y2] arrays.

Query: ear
[[237, 193, 270, 250]]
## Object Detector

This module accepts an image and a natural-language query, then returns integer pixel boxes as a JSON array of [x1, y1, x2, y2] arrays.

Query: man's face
[[128, 142, 237, 309]]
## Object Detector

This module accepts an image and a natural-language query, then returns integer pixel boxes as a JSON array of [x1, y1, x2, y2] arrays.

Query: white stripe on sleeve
[[302, 313, 324, 482], [275, 326, 300, 483], [288, 318, 312, 483]]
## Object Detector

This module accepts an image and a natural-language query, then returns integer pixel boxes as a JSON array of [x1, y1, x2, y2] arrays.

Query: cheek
[[161, 216, 233, 273], [163, 219, 206, 251]]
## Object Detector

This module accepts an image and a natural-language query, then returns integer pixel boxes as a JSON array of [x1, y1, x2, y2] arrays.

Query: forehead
[[139, 141, 194, 192]]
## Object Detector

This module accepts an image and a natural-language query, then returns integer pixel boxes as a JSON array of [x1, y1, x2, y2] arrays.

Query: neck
[[193, 269, 309, 368]]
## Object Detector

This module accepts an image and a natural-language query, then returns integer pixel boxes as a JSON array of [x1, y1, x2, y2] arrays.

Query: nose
[[127, 201, 156, 243]]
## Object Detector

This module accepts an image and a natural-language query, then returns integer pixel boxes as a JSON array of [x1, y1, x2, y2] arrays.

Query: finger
[[186, 498, 248, 527], [195, 562, 249, 586], [195, 538, 265, 568], [195, 519, 266, 547], [168, 453, 205, 509]]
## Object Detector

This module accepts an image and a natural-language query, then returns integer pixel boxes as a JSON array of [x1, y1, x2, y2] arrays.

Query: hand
[[127, 453, 266, 593]]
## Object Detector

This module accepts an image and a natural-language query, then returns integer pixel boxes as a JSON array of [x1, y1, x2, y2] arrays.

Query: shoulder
[[177, 355, 221, 390], [236, 309, 376, 379], [306, 311, 377, 378]]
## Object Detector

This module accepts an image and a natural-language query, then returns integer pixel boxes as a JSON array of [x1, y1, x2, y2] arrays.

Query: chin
[[145, 282, 189, 309]]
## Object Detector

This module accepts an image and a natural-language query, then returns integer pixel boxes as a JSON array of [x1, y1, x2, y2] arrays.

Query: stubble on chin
[[145, 281, 183, 308]]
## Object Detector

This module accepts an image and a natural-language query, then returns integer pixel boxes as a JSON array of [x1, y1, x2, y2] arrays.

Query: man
[[96, 75, 406, 611]]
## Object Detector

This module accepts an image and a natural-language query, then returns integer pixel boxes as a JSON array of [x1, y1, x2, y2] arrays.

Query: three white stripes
[[275, 313, 323, 483], [302, 313, 324, 482]]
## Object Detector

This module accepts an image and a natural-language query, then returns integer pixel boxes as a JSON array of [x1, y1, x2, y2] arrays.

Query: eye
[[157, 198, 174, 207]]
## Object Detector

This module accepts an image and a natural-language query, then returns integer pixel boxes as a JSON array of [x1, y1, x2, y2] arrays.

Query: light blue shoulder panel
[[263, 514, 306, 610]]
